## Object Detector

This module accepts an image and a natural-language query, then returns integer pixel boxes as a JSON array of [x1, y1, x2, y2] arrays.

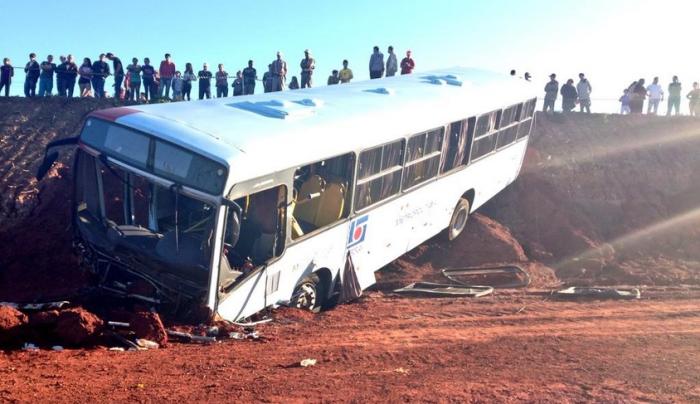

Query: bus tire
[[292, 273, 325, 313], [447, 198, 470, 241]]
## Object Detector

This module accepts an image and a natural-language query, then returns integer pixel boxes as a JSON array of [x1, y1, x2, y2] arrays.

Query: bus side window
[[470, 110, 500, 162], [440, 119, 472, 173], [292, 153, 354, 238], [355, 139, 404, 211], [403, 127, 443, 190]]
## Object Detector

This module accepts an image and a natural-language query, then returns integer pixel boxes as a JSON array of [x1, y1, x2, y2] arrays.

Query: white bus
[[39, 67, 537, 321]]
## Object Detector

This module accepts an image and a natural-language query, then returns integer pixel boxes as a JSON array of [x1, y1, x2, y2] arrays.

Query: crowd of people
[[0, 46, 416, 102], [542, 73, 700, 117]]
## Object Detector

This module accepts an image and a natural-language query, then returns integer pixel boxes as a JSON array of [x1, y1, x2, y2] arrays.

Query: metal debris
[[394, 282, 494, 297], [0, 301, 70, 311], [166, 330, 217, 344], [442, 265, 531, 289], [554, 286, 641, 300], [135, 339, 159, 350], [300, 358, 317, 367]]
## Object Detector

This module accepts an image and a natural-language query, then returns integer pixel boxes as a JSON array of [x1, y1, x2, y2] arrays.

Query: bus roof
[[106, 67, 538, 185]]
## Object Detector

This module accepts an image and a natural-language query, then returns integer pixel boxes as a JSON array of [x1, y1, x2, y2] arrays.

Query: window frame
[[354, 139, 406, 212], [401, 126, 445, 192]]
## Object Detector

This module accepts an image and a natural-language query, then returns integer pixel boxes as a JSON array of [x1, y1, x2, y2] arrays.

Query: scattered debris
[[135, 339, 159, 350], [107, 321, 130, 329], [554, 287, 641, 300], [108, 347, 125, 352], [129, 311, 168, 347], [0, 301, 70, 311], [51, 345, 64, 351], [442, 265, 531, 289], [394, 282, 494, 297], [300, 358, 317, 367], [22, 343, 39, 351], [166, 330, 217, 344], [394, 367, 410, 375]]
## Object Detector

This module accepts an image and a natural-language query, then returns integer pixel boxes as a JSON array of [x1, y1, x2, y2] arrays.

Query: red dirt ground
[[1, 99, 700, 401]]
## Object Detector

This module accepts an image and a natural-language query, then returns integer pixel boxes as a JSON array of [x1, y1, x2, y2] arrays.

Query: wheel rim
[[453, 209, 467, 232], [295, 282, 317, 310]]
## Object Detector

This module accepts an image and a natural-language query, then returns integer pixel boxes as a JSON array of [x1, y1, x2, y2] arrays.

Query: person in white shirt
[[646, 77, 664, 115]]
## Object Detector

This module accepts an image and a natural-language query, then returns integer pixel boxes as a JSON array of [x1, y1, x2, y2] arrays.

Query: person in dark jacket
[[543, 73, 559, 113], [64, 55, 78, 97], [141, 58, 156, 102], [0, 58, 14, 97], [629, 79, 646, 114], [232, 71, 244, 96], [289, 76, 300, 90], [38, 55, 56, 97], [106, 53, 124, 98], [242, 60, 257, 95], [560, 79, 578, 113], [327, 70, 340, 85], [55, 56, 68, 96], [91, 54, 110, 99], [198, 62, 212, 100], [262, 64, 273, 93], [24, 53, 40, 97], [300, 49, 315, 88]]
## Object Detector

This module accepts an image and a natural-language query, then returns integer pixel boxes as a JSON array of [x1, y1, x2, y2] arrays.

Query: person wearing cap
[[339, 60, 353, 84], [400, 50, 415, 75], [386, 46, 398, 77], [106, 53, 124, 98], [543, 74, 559, 113], [271, 52, 287, 92], [91, 54, 110, 99], [0, 58, 14, 97], [159, 53, 176, 99], [242, 60, 257, 95], [198, 63, 212, 100], [369, 46, 384, 79], [24, 53, 40, 97], [300, 49, 315, 88], [576, 73, 592, 113], [38, 55, 56, 97]]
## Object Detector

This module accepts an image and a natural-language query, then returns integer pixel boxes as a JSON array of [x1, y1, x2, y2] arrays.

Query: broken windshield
[[75, 149, 217, 286]]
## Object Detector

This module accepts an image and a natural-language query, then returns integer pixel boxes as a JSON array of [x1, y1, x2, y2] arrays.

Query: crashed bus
[[38, 67, 537, 321]]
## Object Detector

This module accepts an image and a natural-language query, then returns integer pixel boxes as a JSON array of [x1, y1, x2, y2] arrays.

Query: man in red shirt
[[159, 53, 176, 99], [400, 50, 415, 75]]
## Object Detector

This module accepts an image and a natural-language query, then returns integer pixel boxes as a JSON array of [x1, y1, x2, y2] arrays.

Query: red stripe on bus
[[88, 107, 141, 122]]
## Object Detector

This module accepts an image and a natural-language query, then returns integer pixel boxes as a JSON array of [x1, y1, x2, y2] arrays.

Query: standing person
[[24, 53, 40, 97], [55, 56, 67, 96], [262, 64, 273, 93], [271, 52, 287, 92], [576, 73, 592, 113], [327, 70, 340, 85], [560, 79, 578, 113], [667, 76, 682, 116], [646, 77, 664, 115], [619, 89, 631, 115], [386, 46, 398, 77], [141, 58, 156, 102], [78, 58, 93, 97], [232, 71, 244, 96], [126, 58, 142, 102], [159, 53, 176, 99], [0, 58, 14, 97], [215, 64, 228, 98], [64, 55, 78, 98], [182, 63, 195, 101], [172, 71, 184, 101], [369, 46, 384, 79], [38, 55, 56, 97], [242, 60, 257, 95], [543, 73, 559, 113], [106, 53, 124, 98], [687, 82, 700, 117], [91, 54, 110, 99], [300, 49, 315, 88], [400, 50, 415, 75], [289, 76, 300, 90], [630, 79, 647, 114], [198, 63, 212, 100], [339, 60, 353, 83]]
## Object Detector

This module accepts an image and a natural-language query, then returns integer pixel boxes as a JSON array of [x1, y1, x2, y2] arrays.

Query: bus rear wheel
[[292, 273, 324, 313], [447, 198, 470, 241]]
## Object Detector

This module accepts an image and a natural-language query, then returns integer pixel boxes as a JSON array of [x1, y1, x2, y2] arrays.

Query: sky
[[1, 0, 698, 112]]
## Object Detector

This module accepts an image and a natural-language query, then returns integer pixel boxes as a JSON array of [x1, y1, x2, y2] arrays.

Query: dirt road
[[2, 290, 699, 403]]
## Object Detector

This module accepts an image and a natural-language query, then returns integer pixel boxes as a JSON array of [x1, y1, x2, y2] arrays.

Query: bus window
[[471, 134, 498, 160], [440, 119, 471, 173], [496, 125, 518, 149], [355, 139, 404, 211], [403, 127, 443, 190], [475, 110, 499, 137], [524, 99, 536, 119], [223, 185, 287, 275], [292, 153, 354, 238], [500, 104, 519, 128], [517, 118, 533, 140]]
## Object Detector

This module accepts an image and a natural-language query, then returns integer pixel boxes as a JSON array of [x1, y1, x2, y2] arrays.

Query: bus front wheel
[[292, 273, 325, 313], [447, 198, 470, 241]]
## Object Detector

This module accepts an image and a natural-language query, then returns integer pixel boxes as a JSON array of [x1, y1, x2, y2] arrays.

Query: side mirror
[[36, 152, 59, 181]]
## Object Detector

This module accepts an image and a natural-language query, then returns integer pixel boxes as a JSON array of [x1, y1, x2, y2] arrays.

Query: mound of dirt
[[55, 307, 104, 346], [129, 311, 168, 347], [0, 305, 28, 344]]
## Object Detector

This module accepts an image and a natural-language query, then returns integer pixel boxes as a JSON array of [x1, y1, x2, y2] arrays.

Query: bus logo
[[347, 215, 369, 248]]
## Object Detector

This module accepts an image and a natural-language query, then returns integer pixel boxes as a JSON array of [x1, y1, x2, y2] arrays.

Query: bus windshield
[[74, 149, 217, 289]]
